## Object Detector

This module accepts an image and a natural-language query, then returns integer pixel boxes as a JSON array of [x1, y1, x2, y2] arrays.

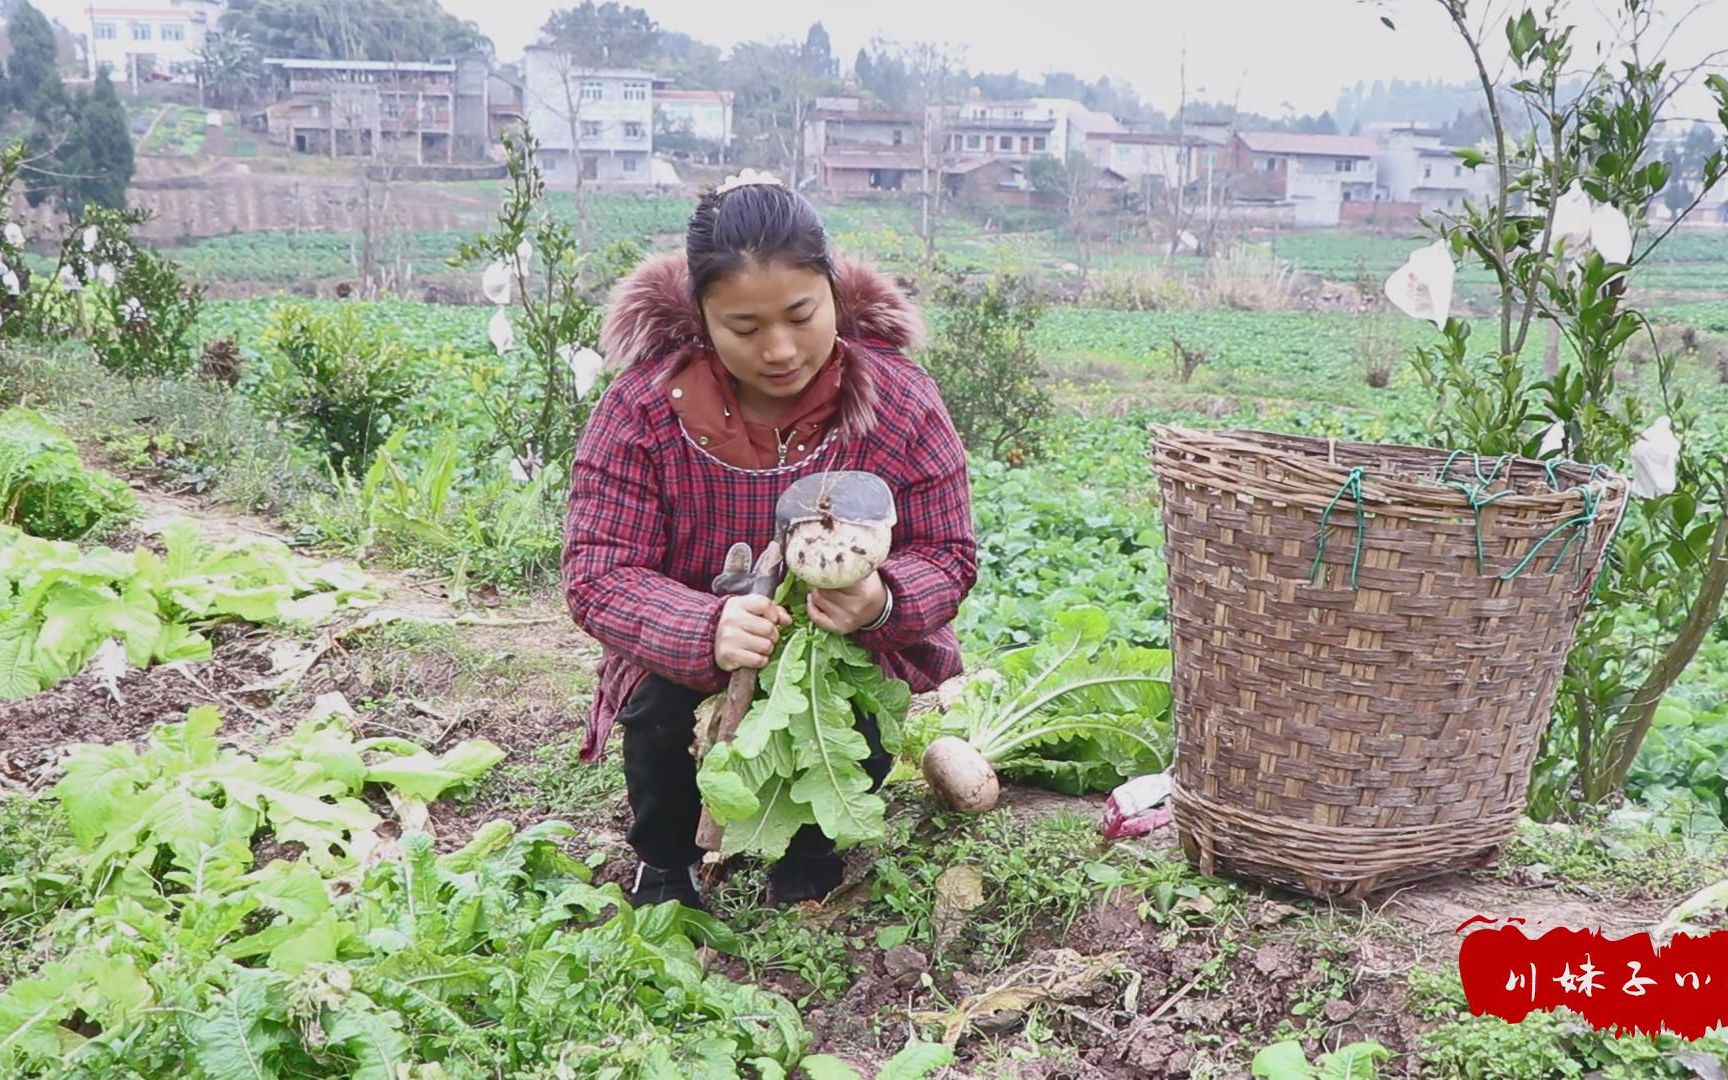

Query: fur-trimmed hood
[[599, 251, 926, 370]]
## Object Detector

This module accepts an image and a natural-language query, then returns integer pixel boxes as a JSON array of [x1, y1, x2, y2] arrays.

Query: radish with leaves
[[695, 471, 912, 858], [913, 607, 1174, 813]]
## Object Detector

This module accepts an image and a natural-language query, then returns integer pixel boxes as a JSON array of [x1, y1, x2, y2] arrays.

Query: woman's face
[[700, 258, 838, 416]]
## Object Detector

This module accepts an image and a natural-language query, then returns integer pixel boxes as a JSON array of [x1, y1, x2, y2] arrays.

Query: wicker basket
[[1149, 426, 1630, 900]]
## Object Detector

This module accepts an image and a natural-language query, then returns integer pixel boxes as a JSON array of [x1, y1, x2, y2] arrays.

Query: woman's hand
[[807, 571, 888, 636], [715, 593, 793, 671]]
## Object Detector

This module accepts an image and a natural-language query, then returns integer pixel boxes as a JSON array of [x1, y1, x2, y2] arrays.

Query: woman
[[563, 173, 976, 910]]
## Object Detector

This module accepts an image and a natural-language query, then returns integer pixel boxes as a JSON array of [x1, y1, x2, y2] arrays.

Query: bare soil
[[7, 462, 1720, 1078]]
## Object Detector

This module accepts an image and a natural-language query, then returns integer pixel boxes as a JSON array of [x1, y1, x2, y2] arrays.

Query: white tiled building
[[520, 49, 656, 185], [1372, 123, 1492, 214], [87, 0, 225, 83]]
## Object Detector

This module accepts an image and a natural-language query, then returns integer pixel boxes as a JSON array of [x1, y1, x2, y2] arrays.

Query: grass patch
[[353, 619, 592, 707], [0, 797, 74, 985], [1496, 815, 1728, 898], [485, 739, 624, 816]]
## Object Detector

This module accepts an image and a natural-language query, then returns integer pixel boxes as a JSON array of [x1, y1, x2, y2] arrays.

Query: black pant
[[618, 673, 894, 870]]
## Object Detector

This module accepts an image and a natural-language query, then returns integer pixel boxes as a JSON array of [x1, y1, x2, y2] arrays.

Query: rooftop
[[1237, 131, 1380, 158], [657, 89, 735, 103], [265, 58, 456, 73], [815, 109, 921, 123], [1092, 131, 1209, 146], [518, 51, 658, 80]]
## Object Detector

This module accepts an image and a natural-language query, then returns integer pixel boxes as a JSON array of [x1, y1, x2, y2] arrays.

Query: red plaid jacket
[[563, 252, 977, 762]]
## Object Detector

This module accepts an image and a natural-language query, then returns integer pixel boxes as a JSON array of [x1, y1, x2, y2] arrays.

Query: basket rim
[[1150, 423, 1629, 516]]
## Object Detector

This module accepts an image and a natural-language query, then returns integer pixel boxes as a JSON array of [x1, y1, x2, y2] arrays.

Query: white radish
[[783, 517, 891, 589], [776, 471, 896, 591], [921, 735, 1000, 813]]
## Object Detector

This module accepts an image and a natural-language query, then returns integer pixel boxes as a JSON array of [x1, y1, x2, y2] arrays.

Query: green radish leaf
[[699, 592, 910, 858], [878, 1041, 957, 1080], [189, 973, 288, 1080], [799, 1055, 865, 1080], [720, 773, 815, 860], [1319, 1042, 1393, 1080], [697, 743, 762, 823], [360, 739, 506, 803], [1251, 1040, 1317, 1079]]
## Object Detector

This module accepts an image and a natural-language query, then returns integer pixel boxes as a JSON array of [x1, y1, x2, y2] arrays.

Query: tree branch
[[1606, 505, 1728, 792], [1441, 0, 1515, 356]]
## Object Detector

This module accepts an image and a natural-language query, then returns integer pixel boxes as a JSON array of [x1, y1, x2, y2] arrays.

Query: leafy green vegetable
[[55, 705, 503, 887], [0, 406, 135, 540], [799, 1041, 956, 1080], [0, 705, 814, 1077], [697, 585, 912, 859], [0, 519, 376, 699], [1252, 1037, 1393, 1079], [915, 606, 1174, 795]]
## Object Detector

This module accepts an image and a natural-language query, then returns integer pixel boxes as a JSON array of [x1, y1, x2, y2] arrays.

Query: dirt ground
[[5, 466, 1720, 1078]]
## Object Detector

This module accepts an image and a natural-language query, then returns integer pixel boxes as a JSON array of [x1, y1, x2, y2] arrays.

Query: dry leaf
[[911, 947, 1125, 1046], [933, 863, 987, 954], [796, 879, 870, 929], [1252, 901, 1305, 928], [307, 692, 358, 724], [388, 790, 433, 837], [937, 864, 985, 910]]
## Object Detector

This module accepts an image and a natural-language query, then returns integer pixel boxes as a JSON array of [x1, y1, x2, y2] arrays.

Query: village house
[[1037, 97, 1125, 161], [1085, 130, 1218, 185], [921, 95, 1072, 203], [86, 0, 225, 83], [804, 98, 928, 194], [1229, 131, 1381, 226], [520, 49, 659, 185], [937, 96, 1058, 167], [259, 56, 492, 163], [1372, 122, 1490, 214], [655, 89, 735, 162], [484, 69, 527, 151]]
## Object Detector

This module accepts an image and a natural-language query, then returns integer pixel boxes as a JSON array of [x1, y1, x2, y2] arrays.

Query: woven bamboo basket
[[1149, 426, 1630, 900]]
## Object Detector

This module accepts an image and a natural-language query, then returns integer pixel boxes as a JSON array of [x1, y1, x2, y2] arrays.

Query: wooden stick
[[695, 541, 782, 852]]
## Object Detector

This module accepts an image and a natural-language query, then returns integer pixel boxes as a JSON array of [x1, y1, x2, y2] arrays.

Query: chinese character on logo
[[1506, 963, 1537, 1002], [1621, 961, 1656, 997], [1553, 956, 1603, 998]]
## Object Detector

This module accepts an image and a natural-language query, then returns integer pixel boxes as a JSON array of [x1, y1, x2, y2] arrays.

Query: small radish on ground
[[913, 607, 1174, 814]]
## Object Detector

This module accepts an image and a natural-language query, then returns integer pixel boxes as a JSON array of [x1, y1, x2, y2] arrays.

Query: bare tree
[[536, 4, 659, 251], [550, 50, 593, 252], [907, 41, 965, 258]]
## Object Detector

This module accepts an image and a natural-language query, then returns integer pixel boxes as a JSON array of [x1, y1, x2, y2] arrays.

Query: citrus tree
[[1378, 0, 1728, 812]]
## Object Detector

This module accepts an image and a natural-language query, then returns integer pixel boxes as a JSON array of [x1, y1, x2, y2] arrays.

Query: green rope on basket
[[1498, 483, 1603, 582], [1437, 452, 1519, 574], [1309, 466, 1368, 589]]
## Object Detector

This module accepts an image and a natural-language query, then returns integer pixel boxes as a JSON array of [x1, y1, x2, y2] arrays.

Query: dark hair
[[686, 182, 838, 312]]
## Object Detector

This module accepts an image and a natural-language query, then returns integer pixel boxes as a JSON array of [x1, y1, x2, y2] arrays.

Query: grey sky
[[36, 0, 1728, 119]]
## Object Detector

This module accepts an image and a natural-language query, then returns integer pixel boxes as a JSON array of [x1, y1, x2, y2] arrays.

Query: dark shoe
[[767, 852, 844, 907], [628, 862, 706, 912]]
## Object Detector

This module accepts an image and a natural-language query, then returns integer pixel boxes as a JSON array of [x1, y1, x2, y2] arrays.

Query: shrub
[[1080, 270, 1194, 311], [0, 405, 134, 540], [919, 265, 1053, 459], [450, 127, 609, 476], [91, 247, 205, 383], [252, 303, 418, 475]]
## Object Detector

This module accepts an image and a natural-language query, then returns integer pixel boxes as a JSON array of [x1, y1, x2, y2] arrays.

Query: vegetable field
[[8, 110, 1728, 1075]]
